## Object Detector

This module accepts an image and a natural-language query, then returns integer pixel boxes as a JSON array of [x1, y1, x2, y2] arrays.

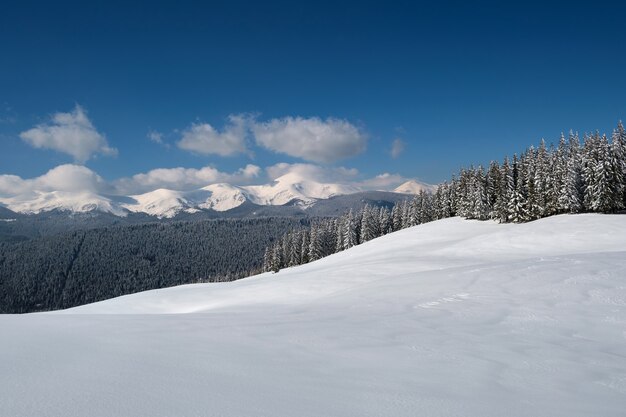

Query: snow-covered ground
[[1, 214, 626, 416]]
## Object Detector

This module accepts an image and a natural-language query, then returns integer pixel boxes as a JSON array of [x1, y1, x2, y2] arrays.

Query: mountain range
[[0, 174, 435, 218]]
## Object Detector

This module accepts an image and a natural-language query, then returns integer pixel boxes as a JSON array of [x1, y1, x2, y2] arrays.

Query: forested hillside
[[266, 123, 626, 272], [0, 218, 306, 313]]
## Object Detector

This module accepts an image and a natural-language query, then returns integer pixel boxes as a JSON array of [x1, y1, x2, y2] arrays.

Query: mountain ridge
[[0, 175, 434, 218]]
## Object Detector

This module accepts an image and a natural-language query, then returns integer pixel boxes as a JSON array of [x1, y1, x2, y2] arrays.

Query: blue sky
[[1, 1, 625, 194]]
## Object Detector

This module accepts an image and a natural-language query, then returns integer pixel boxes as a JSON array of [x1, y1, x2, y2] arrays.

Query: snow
[[122, 188, 197, 218], [0, 190, 127, 216], [196, 183, 248, 211], [2, 214, 626, 417], [0, 174, 365, 217], [242, 172, 360, 207], [393, 179, 437, 194]]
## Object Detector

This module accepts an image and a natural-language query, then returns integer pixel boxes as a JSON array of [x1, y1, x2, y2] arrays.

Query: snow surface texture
[[0, 173, 425, 217], [2, 214, 626, 417]]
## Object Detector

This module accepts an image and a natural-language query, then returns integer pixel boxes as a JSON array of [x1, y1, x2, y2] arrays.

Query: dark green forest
[[0, 217, 306, 313]]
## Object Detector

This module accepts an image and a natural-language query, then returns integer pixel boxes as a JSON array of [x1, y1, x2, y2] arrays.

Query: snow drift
[[1, 214, 626, 417]]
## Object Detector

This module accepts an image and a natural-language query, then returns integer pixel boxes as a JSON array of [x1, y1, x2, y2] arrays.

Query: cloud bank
[[19, 105, 117, 163], [0, 164, 109, 198], [177, 115, 248, 156], [113, 164, 261, 194], [265, 162, 359, 183], [252, 117, 367, 163], [0, 162, 417, 202]]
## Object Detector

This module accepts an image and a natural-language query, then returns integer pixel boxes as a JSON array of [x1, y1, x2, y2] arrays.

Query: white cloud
[[19, 105, 117, 163], [0, 164, 108, 198], [264, 162, 412, 191], [148, 130, 164, 144], [390, 138, 405, 158], [266, 163, 359, 183], [0, 162, 417, 205], [0, 163, 261, 198], [252, 116, 367, 163], [114, 164, 261, 194], [177, 115, 248, 156]]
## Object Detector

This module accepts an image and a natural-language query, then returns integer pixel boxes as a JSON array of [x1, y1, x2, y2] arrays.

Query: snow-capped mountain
[[195, 183, 249, 212], [0, 174, 433, 218], [243, 172, 361, 207], [0, 190, 128, 216], [393, 179, 436, 194], [122, 189, 200, 218]]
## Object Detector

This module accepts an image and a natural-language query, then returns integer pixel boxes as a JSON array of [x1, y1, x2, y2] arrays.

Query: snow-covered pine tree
[[263, 247, 272, 272], [448, 175, 458, 217], [287, 231, 301, 267], [497, 157, 513, 222], [536, 139, 554, 216], [563, 132, 584, 213], [524, 146, 542, 220], [400, 199, 411, 229], [379, 207, 392, 236], [343, 209, 358, 249], [360, 205, 377, 242], [391, 203, 403, 231], [611, 121, 626, 209], [433, 185, 445, 220], [335, 217, 345, 253], [591, 134, 616, 212], [582, 132, 598, 211], [271, 245, 282, 273], [486, 161, 502, 220], [554, 133, 569, 213], [308, 225, 323, 262], [470, 166, 489, 220], [456, 168, 472, 218], [300, 230, 310, 265], [508, 154, 529, 222]]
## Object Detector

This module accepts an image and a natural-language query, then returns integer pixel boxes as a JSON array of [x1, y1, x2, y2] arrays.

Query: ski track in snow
[[1, 214, 626, 417]]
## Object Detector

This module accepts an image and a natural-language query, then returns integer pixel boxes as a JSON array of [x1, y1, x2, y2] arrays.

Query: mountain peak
[[393, 180, 436, 194]]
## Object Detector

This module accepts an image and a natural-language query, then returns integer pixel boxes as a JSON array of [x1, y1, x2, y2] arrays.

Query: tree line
[[265, 122, 626, 272], [0, 217, 306, 313]]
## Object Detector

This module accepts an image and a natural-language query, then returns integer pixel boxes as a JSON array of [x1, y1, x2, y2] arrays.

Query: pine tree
[[360, 205, 376, 242], [335, 217, 345, 253], [611, 121, 626, 209], [308, 225, 322, 262], [582, 132, 598, 211], [498, 157, 513, 222], [263, 247, 272, 272], [486, 161, 502, 220], [343, 209, 358, 249], [591, 134, 616, 212], [271, 245, 282, 273], [508, 154, 529, 222], [379, 207, 392, 236], [391, 203, 403, 231], [300, 231, 310, 264], [470, 166, 489, 220], [564, 132, 584, 213]]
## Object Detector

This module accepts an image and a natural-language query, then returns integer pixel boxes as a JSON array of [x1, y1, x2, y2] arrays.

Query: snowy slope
[[2, 214, 626, 417], [196, 183, 249, 211], [242, 172, 360, 207], [0, 190, 127, 216], [122, 188, 199, 218], [393, 179, 437, 194]]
